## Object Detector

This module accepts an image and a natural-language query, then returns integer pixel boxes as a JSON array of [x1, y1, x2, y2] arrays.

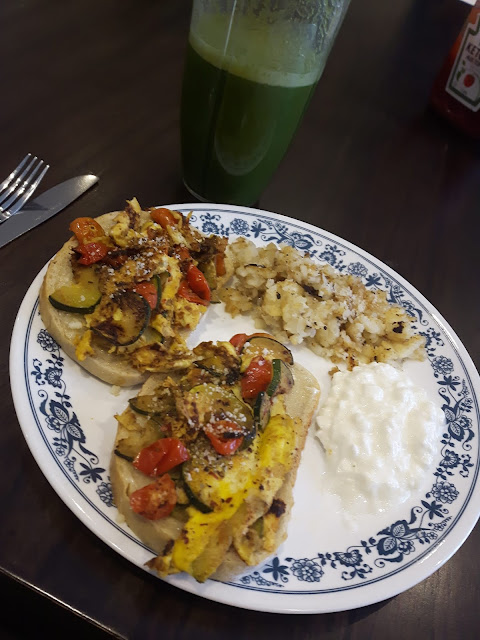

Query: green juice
[[180, 16, 320, 206]]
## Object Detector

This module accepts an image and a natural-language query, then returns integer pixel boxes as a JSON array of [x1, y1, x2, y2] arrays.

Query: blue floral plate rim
[[10, 203, 480, 614]]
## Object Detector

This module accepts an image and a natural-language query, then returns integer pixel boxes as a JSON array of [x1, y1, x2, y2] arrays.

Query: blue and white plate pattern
[[10, 204, 480, 614]]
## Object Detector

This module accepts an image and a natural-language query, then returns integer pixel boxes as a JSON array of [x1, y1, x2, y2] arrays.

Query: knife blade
[[0, 174, 99, 249]]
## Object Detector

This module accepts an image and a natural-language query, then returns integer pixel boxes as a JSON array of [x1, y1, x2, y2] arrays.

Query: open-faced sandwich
[[110, 333, 320, 582], [39, 199, 228, 386]]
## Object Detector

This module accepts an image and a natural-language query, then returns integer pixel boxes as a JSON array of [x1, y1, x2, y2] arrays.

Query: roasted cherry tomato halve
[[172, 245, 191, 263], [178, 279, 210, 306], [230, 333, 249, 352], [74, 241, 109, 265], [69, 217, 106, 244], [204, 420, 244, 456], [215, 252, 226, 277], [204, 431, 242, 458], [133, 438, 190, 476], [241, 357, 273, 400], [129, 474, 177, 520], [186, 264, 211, 302], [206, 431, 243, 455], [150, 207, 178, 228], [133, 280, 158, 310]]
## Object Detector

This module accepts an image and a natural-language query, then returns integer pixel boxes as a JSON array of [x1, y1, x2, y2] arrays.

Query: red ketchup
[[431, 1, 480, 138]]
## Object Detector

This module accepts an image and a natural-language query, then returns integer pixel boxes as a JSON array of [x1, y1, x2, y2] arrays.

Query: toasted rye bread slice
[[39, 211, 149, 387], [110, 363, 320, 582], [39, 208, 233, 387]]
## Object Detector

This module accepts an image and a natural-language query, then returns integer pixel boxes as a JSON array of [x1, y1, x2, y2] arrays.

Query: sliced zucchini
[[243, 336, 294, 366], [193, 361, 239, 385], [171, 504, 188, 518], [128, 389, 176, 416], [141, 326, 165, 344], [49, 268, 101, 314], [152, 273, 171, 311], [113, 449, 134, 462], [193, 362, 221, 377], [251, 517, 264, 537], [182, 476, 213, 514], [253, 391, 271, 430], [182, 435, 233, 508], [181, 439, 217, 514], [91, 290, 150, 346], [193, 342, 240, 384], [266, 359, 294, 397], [184, 383, 253, 433], [240, 424, 257, 450], [114, 413, 164, 459]]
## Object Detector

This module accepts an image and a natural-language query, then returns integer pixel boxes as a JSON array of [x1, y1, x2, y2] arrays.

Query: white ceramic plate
[[10, 204, 480, 614]]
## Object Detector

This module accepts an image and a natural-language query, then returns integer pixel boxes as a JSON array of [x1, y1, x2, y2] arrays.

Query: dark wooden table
[[1, 0, 479, 638]]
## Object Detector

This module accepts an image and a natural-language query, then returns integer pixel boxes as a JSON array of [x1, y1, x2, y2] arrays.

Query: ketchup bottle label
[[446, 12, 480, 112]]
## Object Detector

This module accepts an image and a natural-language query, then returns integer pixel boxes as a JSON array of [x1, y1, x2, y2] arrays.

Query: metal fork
[[0, 154, 49, 223]]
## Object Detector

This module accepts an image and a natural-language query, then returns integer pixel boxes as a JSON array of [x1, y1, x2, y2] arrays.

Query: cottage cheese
[[315, 362, 444, 514]]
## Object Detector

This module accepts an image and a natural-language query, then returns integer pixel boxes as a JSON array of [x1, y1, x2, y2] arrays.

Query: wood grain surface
[[0, 0, 479, 638]]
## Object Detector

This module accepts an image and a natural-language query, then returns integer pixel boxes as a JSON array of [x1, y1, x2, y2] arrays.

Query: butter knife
[[0, 174, 99, 249]]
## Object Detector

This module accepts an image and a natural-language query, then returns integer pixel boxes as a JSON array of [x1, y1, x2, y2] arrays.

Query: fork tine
[[0, 153, 31, 194], [0, 157, 47, 212], [6, 164, 49, 217], [0, 155, 39, 208]]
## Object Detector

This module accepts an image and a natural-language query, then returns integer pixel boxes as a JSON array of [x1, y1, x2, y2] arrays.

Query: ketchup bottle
[[431, 0, 480, 138]]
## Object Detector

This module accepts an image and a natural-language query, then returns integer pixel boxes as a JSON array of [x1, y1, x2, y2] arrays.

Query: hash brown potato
[[219, 238, 425, 369]]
